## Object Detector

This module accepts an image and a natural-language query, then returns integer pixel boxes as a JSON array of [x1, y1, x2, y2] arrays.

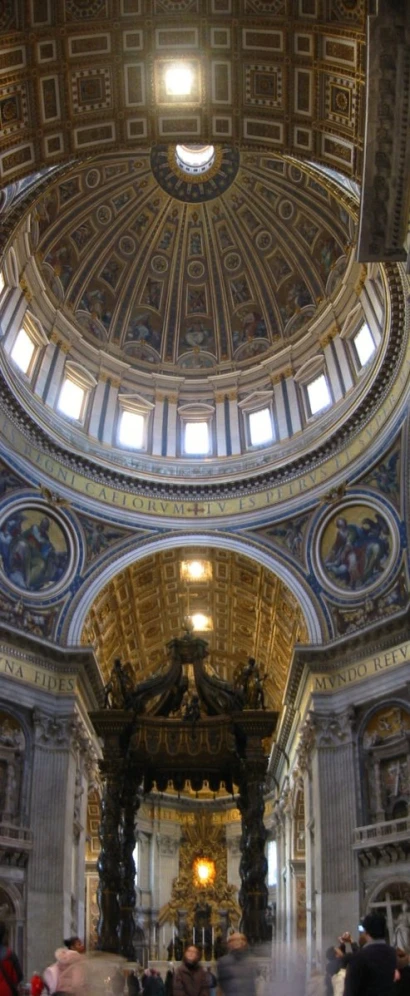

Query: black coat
[[393, 965, 410, 996], [344, 941, 396, 996], [217, 949, 256, 996]]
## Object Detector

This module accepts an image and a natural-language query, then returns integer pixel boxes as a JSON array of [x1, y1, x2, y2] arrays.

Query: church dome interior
[[0, 0, 409, 980]]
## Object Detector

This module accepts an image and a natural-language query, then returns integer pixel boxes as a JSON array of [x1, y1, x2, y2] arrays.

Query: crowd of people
[[0, 915, 409, 996], [325, 914, 409, 996]]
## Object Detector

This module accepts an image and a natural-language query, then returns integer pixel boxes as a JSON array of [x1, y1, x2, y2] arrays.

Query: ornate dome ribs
[[33, 152, 355, 372]]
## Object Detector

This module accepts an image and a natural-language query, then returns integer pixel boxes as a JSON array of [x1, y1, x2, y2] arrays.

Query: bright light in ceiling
[[188, 561, 206, 579], [191, 613, 212, 631], [165, 64, 193, 96], [176, 145, 214, 169], [181, 560, 212, 582]]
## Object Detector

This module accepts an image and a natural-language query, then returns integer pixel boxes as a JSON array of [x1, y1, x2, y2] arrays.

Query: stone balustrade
[[353, 817, 410, 849], [0, 822, 33, 865]]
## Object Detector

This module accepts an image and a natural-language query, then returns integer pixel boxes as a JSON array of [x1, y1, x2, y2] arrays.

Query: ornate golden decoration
[[193, 857, 216, 887], [320, 483, 347, 505], [40, 486, 70, 508], [158, 812, 240, 931]]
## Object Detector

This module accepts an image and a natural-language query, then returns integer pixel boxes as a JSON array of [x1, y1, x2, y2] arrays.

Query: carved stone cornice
[[287, 607, 410, 705], [310, 707, 356, 748], [156, 833, 179, 857], [32, 710, 76, 750], [296, 707, 355, 766], [357, 842, 410, 867], [296, 715, 317, 772]]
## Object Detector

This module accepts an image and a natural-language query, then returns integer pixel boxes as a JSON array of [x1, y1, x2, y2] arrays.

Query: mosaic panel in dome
[[32, 151, 355, 372]]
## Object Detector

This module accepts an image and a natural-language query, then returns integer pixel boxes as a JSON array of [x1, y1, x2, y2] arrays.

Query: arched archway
[[66, 532, 325, 646]]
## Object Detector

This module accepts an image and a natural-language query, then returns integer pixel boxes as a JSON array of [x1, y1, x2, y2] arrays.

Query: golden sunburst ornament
[[193, 856, 216, 887]]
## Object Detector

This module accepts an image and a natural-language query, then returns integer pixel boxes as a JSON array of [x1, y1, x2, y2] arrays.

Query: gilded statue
[[234, 658, 265, 709]]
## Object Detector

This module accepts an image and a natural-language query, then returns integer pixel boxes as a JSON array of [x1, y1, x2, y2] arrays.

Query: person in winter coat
[[0, 921, 23, 996], [172, 947, 208, 996], [164, 969, 174, 996], [344, 915, 396, 996], [217, 933, 256, 996], [141, 971, 164, 996], [393, 948, 410, 996], [127, 971, 140, 996], [53, 946, 87, 996]]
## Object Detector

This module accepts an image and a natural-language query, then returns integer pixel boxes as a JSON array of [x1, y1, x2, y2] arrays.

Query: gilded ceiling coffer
[[90, 632, 278, 952]]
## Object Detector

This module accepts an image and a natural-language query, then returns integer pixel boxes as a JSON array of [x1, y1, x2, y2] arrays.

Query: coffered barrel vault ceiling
[[0, 0, 366, 188], [81, 547, 308, 711]]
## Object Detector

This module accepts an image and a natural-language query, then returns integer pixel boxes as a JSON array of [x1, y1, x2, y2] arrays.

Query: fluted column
[[273, 810, 285, 943], [26, 711, 78, 975], [304, 710, 359, 958], [296, 720, 317, 969]]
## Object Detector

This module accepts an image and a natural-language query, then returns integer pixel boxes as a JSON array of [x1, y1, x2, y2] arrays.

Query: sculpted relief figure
[[233, 658, 265, 709], [103, 658, 134, 709], [395, 902, 410, 950]]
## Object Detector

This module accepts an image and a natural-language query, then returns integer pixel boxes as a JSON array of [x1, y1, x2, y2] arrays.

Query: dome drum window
[[116, 394, 155, 452], [10, 328, 36, 376], [294, 356, 333, 420], [238, 392, 276, 450], [57, 361, 97, 425], [306, 374, 332, 416], [178, 403, 215, 457], [5, 312, 47, 381], [340, 302, 380, 376], [353, 324, 376, 369]]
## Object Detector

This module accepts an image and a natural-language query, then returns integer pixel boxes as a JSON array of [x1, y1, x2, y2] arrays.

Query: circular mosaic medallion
[[289, 165, 303, 184], [0, 501, 76, 598], [255, 231, 272, 251], [278, 199, 294, 220], [86, 169, 101, 188], [151, 144, 240, 203], [119, 235, 136, 256], [96, 205, 112, 226], [314, 500, 399, 599], [224, 252, 241, 272], [152, 255, 169, 274], [187, 260, 205, 279]]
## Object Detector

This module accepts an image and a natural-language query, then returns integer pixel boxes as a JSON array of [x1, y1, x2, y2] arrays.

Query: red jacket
[[0, 947, 23, 996]]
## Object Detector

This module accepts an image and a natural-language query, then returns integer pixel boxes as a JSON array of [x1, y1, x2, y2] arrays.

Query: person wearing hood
[[173, 947, 208, 996], [217, 933, 255, 996], [0, 921, 23, 996], [53, 943, 87, 996]]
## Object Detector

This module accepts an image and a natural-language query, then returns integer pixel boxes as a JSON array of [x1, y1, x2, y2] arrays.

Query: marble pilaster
[[306, 710, 360, 958]]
